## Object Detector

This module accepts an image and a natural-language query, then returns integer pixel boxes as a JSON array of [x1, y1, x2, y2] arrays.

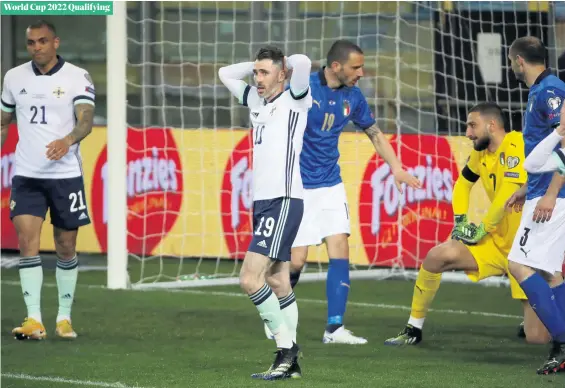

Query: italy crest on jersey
[[343, 100, 350, 117]]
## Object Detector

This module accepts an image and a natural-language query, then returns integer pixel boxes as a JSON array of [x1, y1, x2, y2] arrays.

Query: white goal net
[[105, 1, 563, 289]]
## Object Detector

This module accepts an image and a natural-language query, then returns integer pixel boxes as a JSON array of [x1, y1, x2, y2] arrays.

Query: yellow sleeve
[[500, 133, 527, 186], [481, 133, 527, 232], [481, 180, 521, 232], [452, 153, 480, 215]]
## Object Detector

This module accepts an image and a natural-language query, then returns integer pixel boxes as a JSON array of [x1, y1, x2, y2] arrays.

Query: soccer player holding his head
[[263, 40, 421, 345], [384, 102, 551, 346], [1, 20, 95, 340], [218, 47, 312, 380], [504, 36, 565, 375]]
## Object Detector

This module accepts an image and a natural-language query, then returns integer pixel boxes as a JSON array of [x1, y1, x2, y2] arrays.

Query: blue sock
[[326, 259, 350, 328], [521, 273, 565, 342], [552, 282, 565, 318]]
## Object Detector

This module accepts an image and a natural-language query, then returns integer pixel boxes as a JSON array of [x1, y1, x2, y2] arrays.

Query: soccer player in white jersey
[[1, 20, 95, 341], [218, 46, 312, 380]]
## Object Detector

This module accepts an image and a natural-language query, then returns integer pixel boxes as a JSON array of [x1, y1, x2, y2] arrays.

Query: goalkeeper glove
[[455, 222, 488, 246], [451, 214, 468, 240]]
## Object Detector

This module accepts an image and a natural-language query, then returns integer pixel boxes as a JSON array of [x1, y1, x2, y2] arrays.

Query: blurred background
[[2, 1, 564, 135]]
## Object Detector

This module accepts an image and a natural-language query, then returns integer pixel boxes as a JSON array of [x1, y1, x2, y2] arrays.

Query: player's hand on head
[[45, 137, 72, 161], [533, 194, 556, 223], [392, 169, 422, 193]]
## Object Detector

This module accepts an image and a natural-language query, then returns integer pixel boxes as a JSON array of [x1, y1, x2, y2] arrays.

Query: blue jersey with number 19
[[523, 69, 565, 200], [300, 68, 376, 189]]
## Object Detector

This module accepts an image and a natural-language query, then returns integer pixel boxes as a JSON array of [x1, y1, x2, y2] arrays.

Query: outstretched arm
[[523, 130, 564, 173], [364, 124, 422, 192], [285, 54, 311, 99], [218, 62, 255, 104]]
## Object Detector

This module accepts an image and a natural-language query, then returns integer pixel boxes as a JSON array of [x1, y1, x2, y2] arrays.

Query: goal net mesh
[[121, 1, 562, 289]]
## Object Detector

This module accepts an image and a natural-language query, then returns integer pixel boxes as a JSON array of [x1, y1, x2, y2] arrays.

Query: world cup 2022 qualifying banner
[[2, 124, 496, 268]]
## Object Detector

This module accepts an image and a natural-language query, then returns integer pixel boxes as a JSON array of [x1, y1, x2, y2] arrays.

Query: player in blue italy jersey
[[264, 40, 421, 344], [505, 36, 565, 375]]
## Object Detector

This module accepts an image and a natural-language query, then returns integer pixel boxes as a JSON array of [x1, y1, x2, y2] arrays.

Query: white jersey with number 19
[[243, 86, 312, 201], [1, 56, 95, 179]]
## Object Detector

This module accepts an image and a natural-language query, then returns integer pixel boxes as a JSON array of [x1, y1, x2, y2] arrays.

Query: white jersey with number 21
[[1, 57, 95, 179]]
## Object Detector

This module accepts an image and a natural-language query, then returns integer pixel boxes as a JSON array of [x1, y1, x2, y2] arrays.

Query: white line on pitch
[[1, 280, 522, 320], [0, 373, 152, 388]]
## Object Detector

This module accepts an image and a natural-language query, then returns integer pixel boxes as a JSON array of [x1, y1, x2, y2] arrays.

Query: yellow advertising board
[[1, 125, 491, 268]]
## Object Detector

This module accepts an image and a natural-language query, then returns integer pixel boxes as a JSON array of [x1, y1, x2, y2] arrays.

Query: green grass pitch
[[1, 255, 564, 387]]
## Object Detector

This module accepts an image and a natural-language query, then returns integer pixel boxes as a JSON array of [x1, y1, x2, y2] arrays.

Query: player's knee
[[17, 232, 41, 257], [423, 245, 455, 272], [325, 234, 349, 258], [239, 269, 262, 294]]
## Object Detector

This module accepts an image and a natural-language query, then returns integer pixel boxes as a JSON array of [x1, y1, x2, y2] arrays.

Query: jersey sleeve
[[501, 134, 527, 185], [218, 62, 262, 109], [1, 72, 16, 113], [463, 150, 481, 180], [241, 85, 262, 109], [537, 86, 565, 129], [72, 70, 95, 107], [351, 92, 376, 130]]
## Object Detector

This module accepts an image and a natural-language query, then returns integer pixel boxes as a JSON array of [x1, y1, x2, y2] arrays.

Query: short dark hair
[[255, 45, 285, 67], [510, 36, 546, 66], [469, 102, 508, 131], [27, 20, 57, 36], [326, 40, 363, 66]]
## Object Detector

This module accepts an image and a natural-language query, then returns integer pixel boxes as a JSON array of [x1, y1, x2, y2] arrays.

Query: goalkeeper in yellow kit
[[385, 102, 551, 346]]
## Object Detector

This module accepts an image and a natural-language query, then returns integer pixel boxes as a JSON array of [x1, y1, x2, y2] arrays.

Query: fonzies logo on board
[[359, 135, 458, 269], [220, 132, 254, 259], [91, 128, 183, 256]]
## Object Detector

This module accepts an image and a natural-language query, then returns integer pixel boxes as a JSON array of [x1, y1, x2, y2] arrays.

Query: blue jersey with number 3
[[299, 69, 376, 189], [523, 70, 565, 200]]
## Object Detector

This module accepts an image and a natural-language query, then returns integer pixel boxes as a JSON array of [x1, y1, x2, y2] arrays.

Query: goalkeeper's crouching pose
[[384, 102, 553, 346]]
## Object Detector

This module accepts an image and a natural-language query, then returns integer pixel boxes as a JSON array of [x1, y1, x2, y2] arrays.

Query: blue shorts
[[248, 197, 304, 262], [10, 175, 91, 230]]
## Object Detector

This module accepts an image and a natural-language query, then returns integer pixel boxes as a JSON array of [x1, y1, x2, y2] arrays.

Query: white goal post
[[105, 1, 562, 290]]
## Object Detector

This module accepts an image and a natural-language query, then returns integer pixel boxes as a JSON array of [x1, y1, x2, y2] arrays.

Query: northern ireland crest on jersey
[[343, 100, 350, 117], [547, 96, 562, 111], [53, 87, 65, 98]]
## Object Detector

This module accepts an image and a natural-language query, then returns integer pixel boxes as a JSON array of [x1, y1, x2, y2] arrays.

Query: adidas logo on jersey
[[19, 88, 27, 95], [257, 240, 268, 248], [78, 212, 88, 220]]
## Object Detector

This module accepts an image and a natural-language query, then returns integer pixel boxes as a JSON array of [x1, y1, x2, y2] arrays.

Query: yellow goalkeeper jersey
[[456, 131, 527, 253]]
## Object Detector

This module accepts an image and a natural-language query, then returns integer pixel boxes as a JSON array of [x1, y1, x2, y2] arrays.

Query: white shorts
[[292, 183, 350, 247], [508, 197, 565, 273]]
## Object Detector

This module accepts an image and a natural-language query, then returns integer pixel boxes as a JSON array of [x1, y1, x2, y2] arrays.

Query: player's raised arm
[[362, 123, 421, 192], [285, 54, 311, 100], [218, 61, 255, 105]]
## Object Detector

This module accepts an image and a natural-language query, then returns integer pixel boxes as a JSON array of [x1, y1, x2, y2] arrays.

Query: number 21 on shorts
[[69, 190, 86, 213]]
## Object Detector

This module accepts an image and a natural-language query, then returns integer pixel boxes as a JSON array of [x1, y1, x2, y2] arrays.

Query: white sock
[[279, 292, 298, 343], [408, 316, 425, 329]]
